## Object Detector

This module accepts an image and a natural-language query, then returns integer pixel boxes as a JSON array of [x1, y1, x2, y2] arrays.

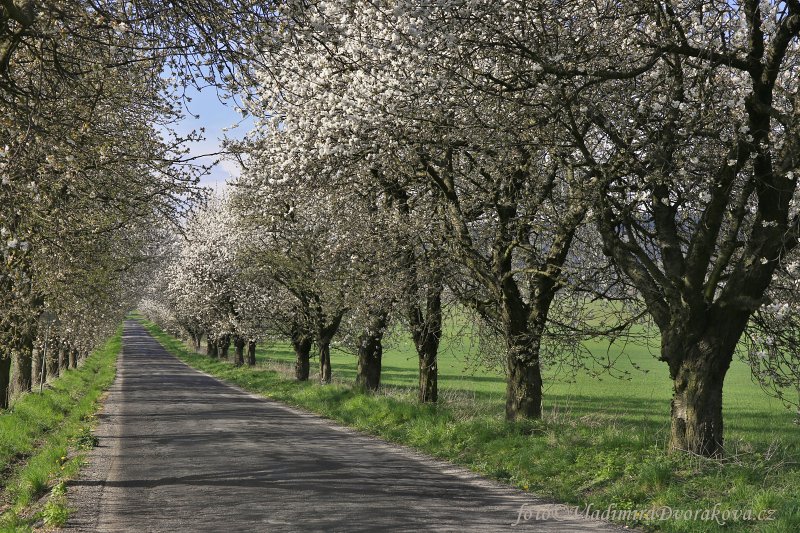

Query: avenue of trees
[[143, 1, 800, 460], [3, 1, 799, 460], [0, 0, 272, 406]]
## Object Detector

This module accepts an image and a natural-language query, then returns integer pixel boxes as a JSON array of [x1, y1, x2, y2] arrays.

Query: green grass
[[139, 317, 799, 532], [0, 329, 120, 531], [253, 323, 797, 451]]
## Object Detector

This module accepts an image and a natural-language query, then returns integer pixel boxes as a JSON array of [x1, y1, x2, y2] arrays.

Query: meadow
[[256, 322, 797, 452]]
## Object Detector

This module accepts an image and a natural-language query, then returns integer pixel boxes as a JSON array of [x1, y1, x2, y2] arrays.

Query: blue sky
[[172, 85, 251, 191]]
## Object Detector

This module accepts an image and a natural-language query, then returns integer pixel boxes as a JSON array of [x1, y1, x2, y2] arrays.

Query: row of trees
[[6, 1, 796, 460], [0, 0, 278, 406], [145, 1, 800, 458]]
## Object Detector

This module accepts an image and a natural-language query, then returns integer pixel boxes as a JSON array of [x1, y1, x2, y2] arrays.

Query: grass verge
[[139, 318, 798, 533], [0, 329, 120, 531]]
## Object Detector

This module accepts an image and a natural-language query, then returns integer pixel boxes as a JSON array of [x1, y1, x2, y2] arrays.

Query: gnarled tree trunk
[[219, 335, 230, 359], [47, 337, 59, 380], [669, 364, 725, 457], [59, 342, 69, 373], [12, 343, 33, 396], [663, 326, 737, 458], [293, 338, 311, 381], [355, 313, 387, 392], [69, 347, 78, 369], [506, 347, 543, 420], [233, 336, 245, 367], [291, 320, 313, 381], [316, 310, 344, 384], [501, 291, 544, 421], [318, 339, 332, 384], [409, 285, 442, 403], [504, 317, 544, 420], [207, 337, 218, 358], [0, 355, 10, 409], [418, 345, 438, 403]]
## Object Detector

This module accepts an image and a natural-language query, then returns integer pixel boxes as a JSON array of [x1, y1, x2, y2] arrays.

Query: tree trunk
[[355, 314, 387, 392], [233, 336, 245, 367], [31, 345, 43, 391], [0, 356, 10, 409], [418, 343, 438, 403], [319, 339, 332, 384], [69, 347, 78, 369], [316, 310, 344, 385], [246, 340, 256, 366], [12, 345, 33, 396], [665, 336, 732, 457], [192, 332, 202, 352], [207, 337, 218, 358], [291, 320, 313, 381], [355, 340, 382, 391], [219, 335, 230, 359], [292, 336, 312, 381], [500, 294, 545, 421], [506, 350, 543, 420], [409, 287, 442, 403], [47, 337, 59, 380], [504, 322, 544, 420], [59, 342, 69, 373]]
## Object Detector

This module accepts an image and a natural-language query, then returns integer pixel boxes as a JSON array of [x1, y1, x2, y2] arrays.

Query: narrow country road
[[65, 321, 621, 532]]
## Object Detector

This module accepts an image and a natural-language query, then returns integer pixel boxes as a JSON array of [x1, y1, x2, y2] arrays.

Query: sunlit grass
[[0, 329, 120, 531], [256, 322, 797, 451]]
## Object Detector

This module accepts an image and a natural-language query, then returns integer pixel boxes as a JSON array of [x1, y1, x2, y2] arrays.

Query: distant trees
[[231, 1, 606, 421], [0, 1, 246, 405]]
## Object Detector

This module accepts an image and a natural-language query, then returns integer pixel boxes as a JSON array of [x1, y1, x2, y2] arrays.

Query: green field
[[256, 323, 797, 452]]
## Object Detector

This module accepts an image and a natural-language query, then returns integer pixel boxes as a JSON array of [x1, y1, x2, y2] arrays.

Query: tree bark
[[233, 336, 245, 367], [409, 286, 442, 403], [500, 291, 545, 421], [316, 310, 344, 384], [503, 295, 545, 420], [0, 355, 10, 409], [418, 342, 439, 403], [355, 313, 387, 392], [506, 344, 543, 420], [246, 340, 256, 366], [31, 345, 42, 391], [663, 329, 736, 457], [669, 366, 725, 457], [11, 344, 33, 395], [293, 336, 312, 381], [219, 335, 230, 359], [291, 320, 313, 381], [46, 337, 59, 380], [59, 342, 69, 373], [207, 337, 218, 358], [319, 339, 332, 384]]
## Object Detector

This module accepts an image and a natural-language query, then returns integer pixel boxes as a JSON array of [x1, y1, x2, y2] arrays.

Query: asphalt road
[[65, 321, 620, 532]]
